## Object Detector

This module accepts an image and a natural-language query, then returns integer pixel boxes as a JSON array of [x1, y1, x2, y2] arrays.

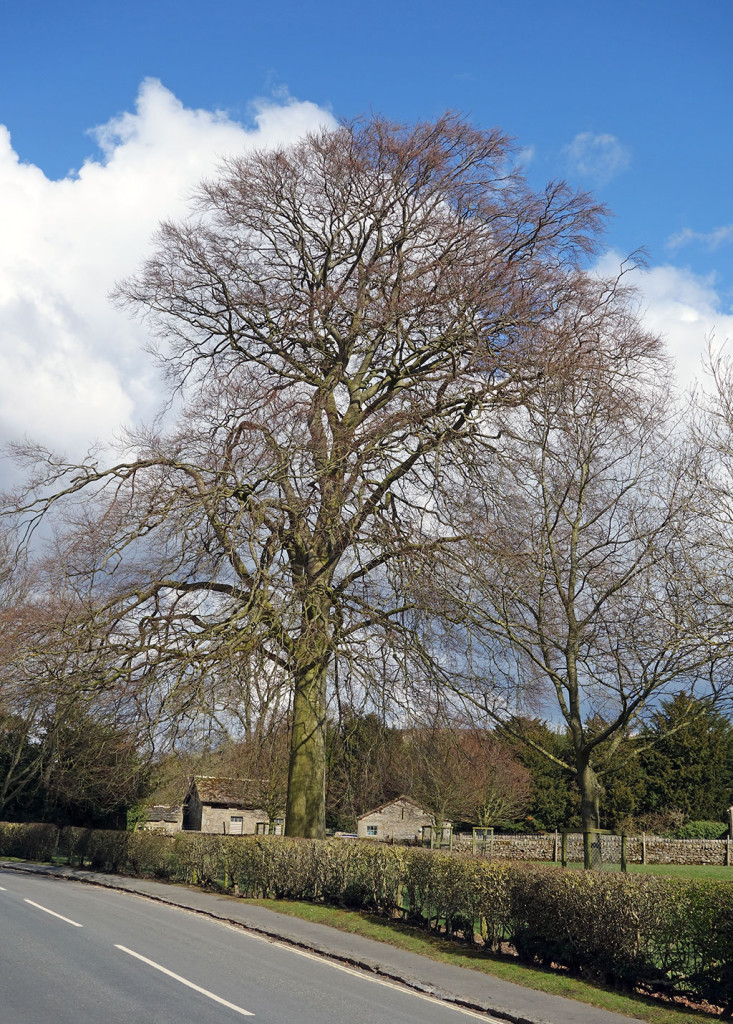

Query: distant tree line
[[0, 676, 731, 835], [141, 694, 733, 836], [495, 694, 733, 834]]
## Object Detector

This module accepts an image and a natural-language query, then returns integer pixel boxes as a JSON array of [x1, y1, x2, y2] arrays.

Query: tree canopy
[[7, 114, 609, 837]]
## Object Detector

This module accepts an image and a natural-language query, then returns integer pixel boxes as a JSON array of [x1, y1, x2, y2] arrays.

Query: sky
[[0, 0, 731, 465]]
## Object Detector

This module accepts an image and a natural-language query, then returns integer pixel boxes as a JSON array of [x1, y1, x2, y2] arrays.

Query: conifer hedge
[[0, 822, 730, 1011]]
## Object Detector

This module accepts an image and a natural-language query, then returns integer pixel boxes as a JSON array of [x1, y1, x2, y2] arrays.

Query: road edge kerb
[[0, 861, 625, 1024]]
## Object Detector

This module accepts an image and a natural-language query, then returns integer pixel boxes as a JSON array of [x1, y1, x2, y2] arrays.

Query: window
[[366, 825, 378, 836]]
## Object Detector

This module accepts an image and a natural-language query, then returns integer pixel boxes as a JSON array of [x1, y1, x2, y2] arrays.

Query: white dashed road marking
[[23, 899, 83, 927], [115, 945, 255, 1017]]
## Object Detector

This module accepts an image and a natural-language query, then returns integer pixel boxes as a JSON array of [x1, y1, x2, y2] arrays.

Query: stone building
[[182, 776, 269, 835], [137, 804, 183, 834], [357, 795, 446, 842]]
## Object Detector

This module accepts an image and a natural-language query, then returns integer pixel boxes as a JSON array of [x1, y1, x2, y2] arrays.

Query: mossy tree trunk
[[285, 660, 329, 838], [285, 584, 332, 839]]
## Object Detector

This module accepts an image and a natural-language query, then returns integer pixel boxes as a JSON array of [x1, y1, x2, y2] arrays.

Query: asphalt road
[[0, 871, 500, 1024]]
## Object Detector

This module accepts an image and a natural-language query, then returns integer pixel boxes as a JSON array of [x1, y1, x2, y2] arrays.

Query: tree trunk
[[577, 758, 602, 869], [285, 582, 332, 839], [285, 660, 328, 838]]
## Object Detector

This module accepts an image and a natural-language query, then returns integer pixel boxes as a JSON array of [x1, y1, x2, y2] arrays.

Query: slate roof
[[143, 804, 183, 823], [188, 776, 265, 808]]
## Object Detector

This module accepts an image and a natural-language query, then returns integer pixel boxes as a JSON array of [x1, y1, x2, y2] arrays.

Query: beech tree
[[6, 115, 606, 837]]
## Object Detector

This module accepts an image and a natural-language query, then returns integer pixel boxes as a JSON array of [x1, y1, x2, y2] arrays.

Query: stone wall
[[200, 805, 268, 835], [454, 833, 558, 861], [138, 817, 182, 836], [455, 831, 733, 866]]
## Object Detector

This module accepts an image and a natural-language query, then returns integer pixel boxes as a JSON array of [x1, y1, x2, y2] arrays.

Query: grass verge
[[558, 862, 733, 881], [245, 897, 722, 1024]]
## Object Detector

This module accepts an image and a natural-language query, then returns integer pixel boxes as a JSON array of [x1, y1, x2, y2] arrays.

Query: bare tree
[[5, 115, 606, 837], [458, 729, 532, 827], [420, 275, 721, 863], [396, 721, 531, 828], [691, 344, 733, 621]]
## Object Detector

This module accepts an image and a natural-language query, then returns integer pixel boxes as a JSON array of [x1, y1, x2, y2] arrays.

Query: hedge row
[[1, 822, 730, 1011]]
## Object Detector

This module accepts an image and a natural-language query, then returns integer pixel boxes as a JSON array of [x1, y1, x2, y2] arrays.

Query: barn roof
[[188, 776, 265, 808], [142, 804, 183, 823]]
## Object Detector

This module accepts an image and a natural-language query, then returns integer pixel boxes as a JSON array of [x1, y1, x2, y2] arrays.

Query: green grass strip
[[556, 861, 733, 881], [246, 897, 720, 1024]]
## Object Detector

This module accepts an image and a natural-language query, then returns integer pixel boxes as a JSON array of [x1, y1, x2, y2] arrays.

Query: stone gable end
[[357, 797, 434, 841]]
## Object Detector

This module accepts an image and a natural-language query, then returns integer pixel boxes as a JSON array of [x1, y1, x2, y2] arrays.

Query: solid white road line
[[216, 921, 503, 1023], [115, 945, 255, 1017], [276, 944, 503, 1022], [0, 886, 6, 890], [23, 899, 83, 927]]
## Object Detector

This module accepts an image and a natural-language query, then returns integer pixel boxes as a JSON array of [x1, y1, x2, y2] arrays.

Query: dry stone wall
[[455, 831, 733, 865]]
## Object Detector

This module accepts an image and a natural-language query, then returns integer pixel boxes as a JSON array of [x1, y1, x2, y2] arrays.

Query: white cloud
[[0, 79, 335, 463], [516, 144, 536, 168], [668, 224, 733, 251], [596, 252, 733, 393], [635, 266, 733, 394], [564, 132, 631, 185]]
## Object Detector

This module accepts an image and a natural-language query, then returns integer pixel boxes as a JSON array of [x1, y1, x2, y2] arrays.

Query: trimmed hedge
[[1, 822, 731, 1011]]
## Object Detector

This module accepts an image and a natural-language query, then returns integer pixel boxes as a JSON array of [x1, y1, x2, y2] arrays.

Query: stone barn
[[357, 795, 446, 842], [183, 776, 269, 835]]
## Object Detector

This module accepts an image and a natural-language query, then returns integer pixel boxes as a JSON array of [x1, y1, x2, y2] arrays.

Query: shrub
[[173, 832, 226, 886], [0, 822, 59, 861], [313, 841, 405, 912], [85, 829, 130, 873], [508, 866, 675, 986], [127, 832, 176, 878], [618, 810, 685, 837], [667, 820, 728, 840]]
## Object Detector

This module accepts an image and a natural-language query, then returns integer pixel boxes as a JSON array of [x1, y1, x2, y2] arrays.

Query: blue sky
[[0, 0, 731, 455]]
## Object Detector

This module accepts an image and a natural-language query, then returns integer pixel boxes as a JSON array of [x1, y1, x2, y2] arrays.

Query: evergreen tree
[[638, 693, 733, 822], [498, 719, 580, 830]]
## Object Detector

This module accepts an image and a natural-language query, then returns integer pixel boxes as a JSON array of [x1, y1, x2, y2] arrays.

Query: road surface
[[0, 870, 499, 1023]]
